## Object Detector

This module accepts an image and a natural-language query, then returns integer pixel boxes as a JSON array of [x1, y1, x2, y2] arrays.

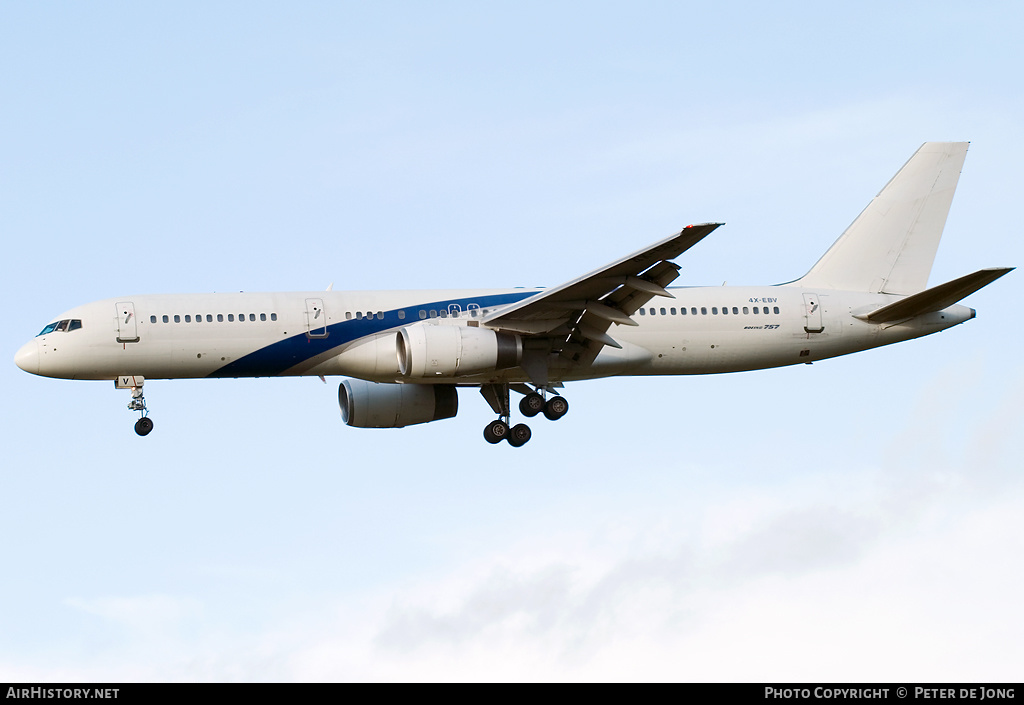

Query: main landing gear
[[115, 376, 154, 436], [480, 384, 569, 447], [519, 391, 568, 421]]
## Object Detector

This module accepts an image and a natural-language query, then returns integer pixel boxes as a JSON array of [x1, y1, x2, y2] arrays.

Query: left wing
[[482, 223, 722, 374]]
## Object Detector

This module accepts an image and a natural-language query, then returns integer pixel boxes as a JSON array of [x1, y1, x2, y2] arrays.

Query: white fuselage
[[15, 286, 975, 385]]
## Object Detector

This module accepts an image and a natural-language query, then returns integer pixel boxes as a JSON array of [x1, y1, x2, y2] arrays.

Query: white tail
[[792, 142, 969, 295]]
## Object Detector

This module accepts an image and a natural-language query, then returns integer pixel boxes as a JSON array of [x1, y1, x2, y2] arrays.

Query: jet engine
[[339, 379, 458, 428], [397, 325, 522, 378]]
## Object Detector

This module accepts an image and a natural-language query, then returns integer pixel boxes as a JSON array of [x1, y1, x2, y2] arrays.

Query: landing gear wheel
[[483, 419, 510, 444], [519, 392, 545, 417], [134, 417, 154, 436], [508, 423, 532, 447], [543, 396, 569, 421]]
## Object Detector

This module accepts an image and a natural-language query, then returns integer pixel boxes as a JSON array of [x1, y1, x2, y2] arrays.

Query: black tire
[[543, 396, 569, 421], [483, 419, 509, 444], [508, 423, 532, 447], [519, 392, 545, 417], [134, 417, 154, 436]]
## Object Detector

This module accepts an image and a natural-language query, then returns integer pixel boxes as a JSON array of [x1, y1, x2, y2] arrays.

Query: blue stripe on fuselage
[[207, 292, 533, 378]]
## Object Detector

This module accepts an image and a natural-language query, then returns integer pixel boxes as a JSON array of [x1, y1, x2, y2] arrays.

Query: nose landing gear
[[116, 376, 153, 436], [134, 415, 154, 436]]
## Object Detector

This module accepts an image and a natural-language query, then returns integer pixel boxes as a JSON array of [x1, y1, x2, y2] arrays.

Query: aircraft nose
[[14, 340, 39, 375]]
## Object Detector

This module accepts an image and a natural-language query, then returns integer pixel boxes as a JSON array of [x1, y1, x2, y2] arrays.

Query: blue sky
[[2, 1, 1022, 681]]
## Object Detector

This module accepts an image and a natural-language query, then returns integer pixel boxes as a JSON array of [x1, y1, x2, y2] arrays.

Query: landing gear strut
[[116, 376, 153, 436]]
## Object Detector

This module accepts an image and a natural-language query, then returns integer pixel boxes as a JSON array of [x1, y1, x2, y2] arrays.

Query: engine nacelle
[[397, 325, 522, 378], [339, 379, 458, 428]]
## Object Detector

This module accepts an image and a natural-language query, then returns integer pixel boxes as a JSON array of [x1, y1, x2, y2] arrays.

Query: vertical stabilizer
[[792, 142, 969, 294]]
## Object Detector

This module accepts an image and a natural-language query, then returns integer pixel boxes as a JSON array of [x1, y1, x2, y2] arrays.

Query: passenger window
[[398, 310, 406, 320], [670, 308, 676, 315], [217, 314, 224, 322], [377, 312, 384, 320], [732, 307, 739, 315], [660, 308, 667, 315], [271, 313, 277, 321], [639, 308, 646, 316], [419, 310, 427, 320], [743, 307, 749, 314], [228, 314, 234, 322], [721, 307, 728, 315], [249, 314, 256, 321], [701, 307, 707, 315], [150, 315, 157, 323], [163, 315, 169, 323], [712, 307, 718, 315], [239, 313, 245, 321], [174, 315, 181, 323], [260, 313, 266, 322], [207, 314, 213, 322], [680, 307, 687, 315], [429, 310, 437, 318], [439, 310, 448, 318], [774, 306, 780, 314], [186, 315, 192, 323]]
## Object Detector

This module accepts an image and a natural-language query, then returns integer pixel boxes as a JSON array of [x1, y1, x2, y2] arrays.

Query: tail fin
[[792, 142, 969, 295]]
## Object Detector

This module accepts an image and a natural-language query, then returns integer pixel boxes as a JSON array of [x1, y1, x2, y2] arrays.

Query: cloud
[[5, 371, 1021, 682], [63, 594, 201, 633], [4, 465, 1021, 681]]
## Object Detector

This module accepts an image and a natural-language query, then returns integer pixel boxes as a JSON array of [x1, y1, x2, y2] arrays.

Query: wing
[[482, 223, 723, 381]]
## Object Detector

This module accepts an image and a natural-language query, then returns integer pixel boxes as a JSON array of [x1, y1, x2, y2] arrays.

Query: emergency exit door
[[305, 298, 328, 337]]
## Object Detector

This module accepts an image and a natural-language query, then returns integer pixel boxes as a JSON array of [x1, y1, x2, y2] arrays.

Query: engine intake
[[339, 379, 458, 428], [397, 325, 522, 378]]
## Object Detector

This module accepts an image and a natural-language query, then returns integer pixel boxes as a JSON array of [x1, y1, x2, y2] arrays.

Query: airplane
[[14, 142, 1013, 446]]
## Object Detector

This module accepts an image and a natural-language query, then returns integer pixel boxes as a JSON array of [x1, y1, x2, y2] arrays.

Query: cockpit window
[[36, 319, 82, 336]]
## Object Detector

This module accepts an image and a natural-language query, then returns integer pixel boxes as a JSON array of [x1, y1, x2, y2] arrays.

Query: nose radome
[[14, 340, 39, 375]]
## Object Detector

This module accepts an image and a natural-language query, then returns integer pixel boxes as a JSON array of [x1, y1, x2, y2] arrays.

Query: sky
[[1, 1, 1022, 682]]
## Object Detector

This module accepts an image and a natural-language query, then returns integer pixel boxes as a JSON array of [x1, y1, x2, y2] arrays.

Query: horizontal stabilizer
[[858, 267, 1013, 322]]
